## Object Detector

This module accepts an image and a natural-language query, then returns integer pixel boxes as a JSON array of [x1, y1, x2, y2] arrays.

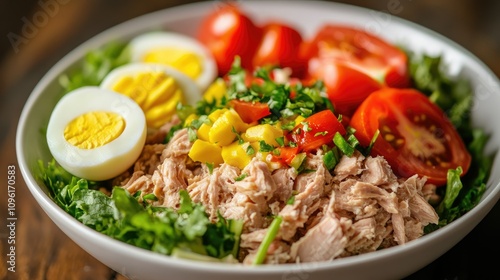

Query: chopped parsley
[[226, 57, 333, 122]]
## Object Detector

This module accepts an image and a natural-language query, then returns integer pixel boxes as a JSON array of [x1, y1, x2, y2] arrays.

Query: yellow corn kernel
[[209, 110, 247, 146], [208, 108, 227, 123], [221, 141, 253, 169], [203, 78, 227, 103], [188, 139, 223, 165], [197, 123, 211, 141], [242, 124, 283, 146]]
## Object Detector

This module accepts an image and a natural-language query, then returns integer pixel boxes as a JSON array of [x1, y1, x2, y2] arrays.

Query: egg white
[[128, 31, 217, 91], [46, 86, 147, 181], [100, 62, 201, 106]]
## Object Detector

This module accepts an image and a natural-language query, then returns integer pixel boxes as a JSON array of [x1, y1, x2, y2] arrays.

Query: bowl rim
[[15, 0, 500, 276]]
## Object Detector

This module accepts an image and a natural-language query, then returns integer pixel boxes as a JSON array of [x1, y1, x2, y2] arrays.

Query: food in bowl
[[36, 2, 493, 266]]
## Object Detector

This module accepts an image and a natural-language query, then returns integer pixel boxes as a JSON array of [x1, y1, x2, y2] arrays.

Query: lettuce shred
[[58, 41, 130, 94]]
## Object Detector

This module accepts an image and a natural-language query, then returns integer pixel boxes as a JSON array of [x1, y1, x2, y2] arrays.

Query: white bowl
[[16, 1, 500, 279]]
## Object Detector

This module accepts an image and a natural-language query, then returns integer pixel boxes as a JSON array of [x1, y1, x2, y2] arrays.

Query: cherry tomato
[[229, 99, 271, 123], [302, 24, 410, 88], [289, 110, 346, 152], [252, 22, 307, 77], [197, 4, 262, 75], [307, 62, 382, 117], [349, 88, 471, 185]]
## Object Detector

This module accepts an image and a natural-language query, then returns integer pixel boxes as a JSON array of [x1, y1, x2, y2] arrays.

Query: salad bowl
[[16, 1, 500, 279]]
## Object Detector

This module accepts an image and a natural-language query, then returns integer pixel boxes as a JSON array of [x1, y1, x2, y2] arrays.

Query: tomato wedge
[[289, 110, 346, 152], [252, 22, 307, 77], [349, 88, 471, 185], [302, 24, 410, 88], [229, 99, 271, 123], [197, 4, 262, 75], [307, 62, 382, 117]]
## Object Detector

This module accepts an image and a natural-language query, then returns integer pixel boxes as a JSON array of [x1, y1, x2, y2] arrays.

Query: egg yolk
[[111, 71, 184, 128], [64, 111, 125, 149], [142, 48, 202, 81]]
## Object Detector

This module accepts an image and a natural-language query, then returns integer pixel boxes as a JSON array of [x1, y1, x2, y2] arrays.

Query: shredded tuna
[[146, 115, 181, 144], [117, 129, 439, 264], [290, 214, 347, 262]]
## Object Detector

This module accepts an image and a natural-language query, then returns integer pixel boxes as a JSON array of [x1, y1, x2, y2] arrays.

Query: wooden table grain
[[1, 1, 499, 279]]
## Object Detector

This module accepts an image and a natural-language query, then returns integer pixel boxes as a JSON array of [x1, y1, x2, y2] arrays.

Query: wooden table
[[1, 1, 499, 279]]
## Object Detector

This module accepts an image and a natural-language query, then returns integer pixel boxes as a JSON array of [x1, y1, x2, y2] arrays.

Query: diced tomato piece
[[271, 146, 299, 165], [288, 110, 346, 152], [229, 99, 271, 123]]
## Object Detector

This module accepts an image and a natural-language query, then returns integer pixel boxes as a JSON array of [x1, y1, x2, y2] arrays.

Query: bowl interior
[[16, 1, 500, 279]]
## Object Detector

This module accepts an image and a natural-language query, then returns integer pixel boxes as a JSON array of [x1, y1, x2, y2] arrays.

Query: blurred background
[[1, 0, 499, 279]]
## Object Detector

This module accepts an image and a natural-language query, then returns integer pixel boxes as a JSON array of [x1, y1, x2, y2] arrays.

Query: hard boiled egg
[[46, 86, 147, 181], [100, 63, 201, 128], [128, 31, 217, 91]]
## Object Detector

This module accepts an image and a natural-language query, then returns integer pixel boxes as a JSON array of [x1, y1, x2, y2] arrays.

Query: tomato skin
[[289, 110, 346, 152], [350, 88, 471, 185], [307, 61, 382, 117], [252, 22, 307, 77], [302, 24, 410, 88], [197, 4, 262, 75], [229, 99, 271, 123]]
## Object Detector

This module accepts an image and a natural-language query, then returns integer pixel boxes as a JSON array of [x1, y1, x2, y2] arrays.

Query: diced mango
[[294, 115, 306, 126], [242, 124, 283, 146], [197, 123, 211, 141], [203, 78, 227, 103], [209, 110, 247, 146], [208, 108, 227, 123], [184, 113, 198, 127], [221, 141, 253, 169], [188, 139, 223, 165]]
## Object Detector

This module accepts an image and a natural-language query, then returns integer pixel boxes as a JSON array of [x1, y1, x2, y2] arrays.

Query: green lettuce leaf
[[37, 160, 242, 260]]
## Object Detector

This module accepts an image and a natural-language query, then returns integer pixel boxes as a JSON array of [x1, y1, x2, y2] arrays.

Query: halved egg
[[46, 86, 147, 181], [128, 31, 217, 91], [100, 63, 201, 128]]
